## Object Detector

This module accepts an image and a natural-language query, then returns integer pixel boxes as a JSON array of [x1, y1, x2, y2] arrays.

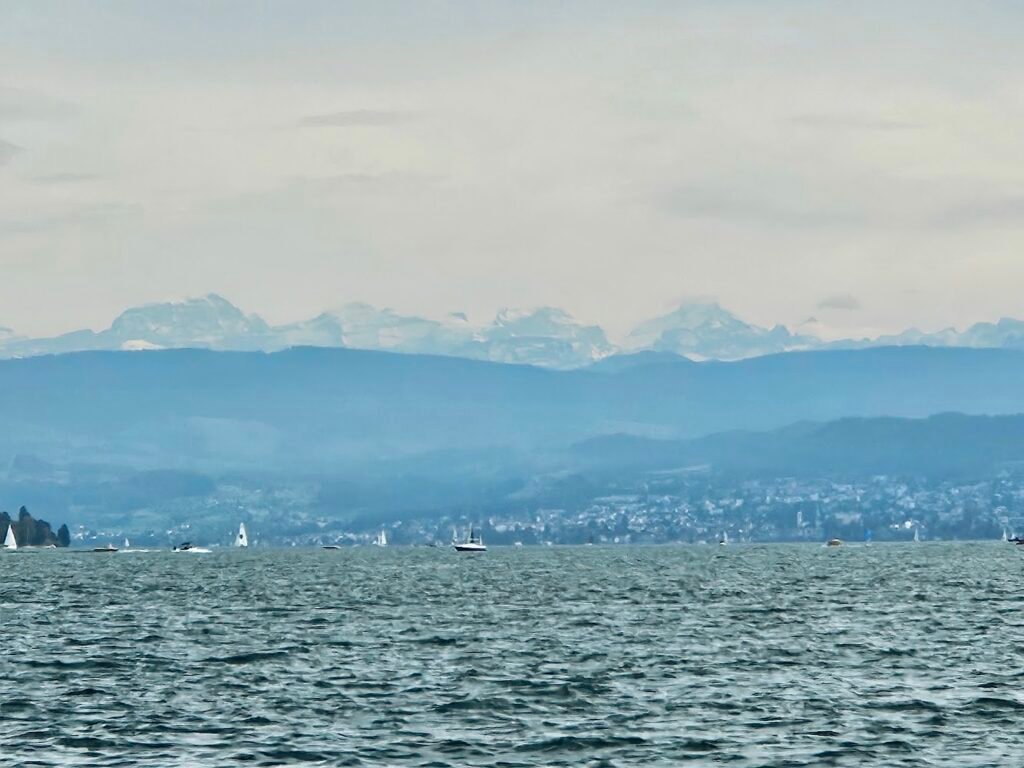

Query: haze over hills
[[571, 413, 1024, 478], [2, 345, 1024, 472], [4, 294, 1024, 366]]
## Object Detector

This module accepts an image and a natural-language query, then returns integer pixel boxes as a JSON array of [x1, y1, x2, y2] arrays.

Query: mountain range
[[4, 294, 1024, 367]]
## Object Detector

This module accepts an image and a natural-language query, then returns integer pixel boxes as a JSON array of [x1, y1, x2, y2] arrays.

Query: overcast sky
[[3, 1, 1024, 339]]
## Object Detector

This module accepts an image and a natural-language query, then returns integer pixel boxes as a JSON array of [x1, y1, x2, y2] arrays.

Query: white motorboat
[[454, 526, 486, 552], [173, 541, 211, 553]]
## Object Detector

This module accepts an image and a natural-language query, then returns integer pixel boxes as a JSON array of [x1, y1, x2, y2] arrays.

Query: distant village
[[56, 470, 1020, 548]]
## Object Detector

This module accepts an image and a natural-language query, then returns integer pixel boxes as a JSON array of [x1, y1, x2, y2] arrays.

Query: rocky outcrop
[[1, 506, 66, 547]]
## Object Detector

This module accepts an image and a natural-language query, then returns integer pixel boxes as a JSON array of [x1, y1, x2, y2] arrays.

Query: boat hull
[[454, 544, 487, 552]]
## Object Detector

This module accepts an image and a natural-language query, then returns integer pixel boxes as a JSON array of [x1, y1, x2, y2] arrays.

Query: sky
[[2, 1, 1024, 340]]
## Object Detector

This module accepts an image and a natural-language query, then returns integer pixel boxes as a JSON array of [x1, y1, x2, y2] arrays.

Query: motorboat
[[173, 541, 211, 553], [454, 526, 487, 552], [93, 543, 118, 553], [826, 538, 842, 547]]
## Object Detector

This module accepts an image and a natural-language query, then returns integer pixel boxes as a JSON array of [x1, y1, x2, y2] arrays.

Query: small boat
[[2, 525, 17, 550], [173, 541, 211, 553], [454, 526, 487, 552], [322, 545, 341, 550], [123, 538, 131, 550], [93, 543, 118, 553], [826, 538, 842, 547], [235, 523, 248, 548], [718, 531, 729, 546], [373, 529, 387, 547]]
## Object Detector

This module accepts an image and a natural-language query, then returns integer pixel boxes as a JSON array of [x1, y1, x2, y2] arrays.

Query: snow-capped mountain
[[329, 302, 482, 358], [827, 317, 1024, 352], [483, 307, 614, 367], [622, 301, 815, 360], [325, 303, 612, 367], [0, 294, 275, 356], [269, 313, 345, 349], [0, 296, 610, 368], [107, 293, 271, 350]]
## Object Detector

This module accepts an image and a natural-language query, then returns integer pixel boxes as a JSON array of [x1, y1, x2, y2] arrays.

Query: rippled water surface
[[3, 543, 1024, 766]]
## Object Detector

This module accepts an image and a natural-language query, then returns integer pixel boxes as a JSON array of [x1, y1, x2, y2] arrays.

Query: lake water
[[2, 543, 1022, 766]]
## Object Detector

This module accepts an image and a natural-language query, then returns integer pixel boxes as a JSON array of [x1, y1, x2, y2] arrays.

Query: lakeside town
[[50, 469, 1022, 549]]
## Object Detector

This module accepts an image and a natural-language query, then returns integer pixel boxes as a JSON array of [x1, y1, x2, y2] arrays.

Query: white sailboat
[[913, 527, 920, 543], [235, 523, 248, 548], [3, 525, 17, 550], [718, 531, 729, 546], [373, 529, 387, 547], [124, 538, 130, 549], [454, 526, 486, 552]]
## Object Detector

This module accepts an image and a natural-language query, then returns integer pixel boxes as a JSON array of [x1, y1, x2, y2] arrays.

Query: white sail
[[236, 523, 248, 548], [914, 527, 920, 543], [3, 525, 17, 550], [124, 538, 130, 549]]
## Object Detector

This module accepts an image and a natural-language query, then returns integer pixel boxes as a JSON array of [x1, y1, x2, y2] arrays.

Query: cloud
[[0, 139, 21, 165], [818, 294, 862, 311], [0, 87, 77, 121], [297, 109, 414, 128], [789, 114, 921, 132], [30, 172, 100, 184], [0, 202, 141, 237], [934, 195, 1024, 230], [662, 186, 865, 229]]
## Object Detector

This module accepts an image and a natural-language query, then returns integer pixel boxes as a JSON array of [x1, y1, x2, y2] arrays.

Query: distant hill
[[572, 413, 1024, 477], [2, 346, 1024, 474], [1, 506, 68, 547]]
